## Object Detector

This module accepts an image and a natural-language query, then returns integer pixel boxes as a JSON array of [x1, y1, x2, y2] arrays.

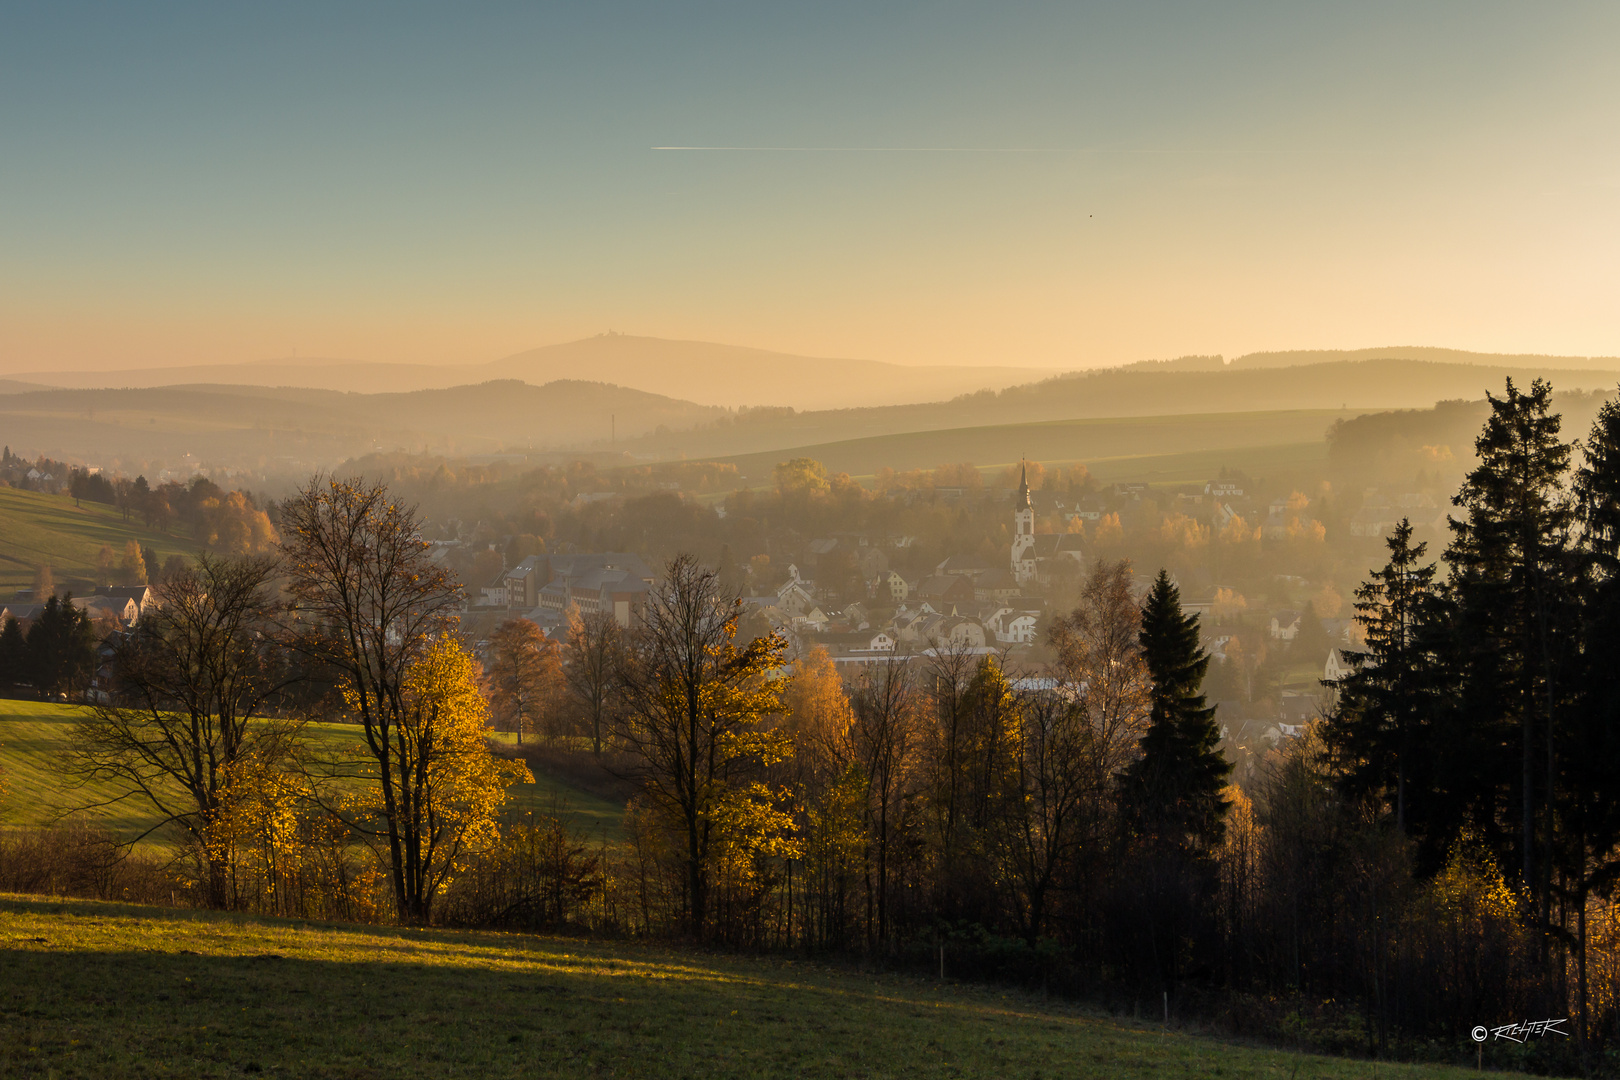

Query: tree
[[279, 475, 468, 922], [486, 618, 563, 744], [1003, 685, 1091, 945], [337, 637, 530, 921], [1121, 569, 1231, 854], [1325, 519, 1438, 835], [1290, 600, 1331, 665], [68, 554, 293, 907], [26, 594, 97, 698], [118, 540, 148, 586], [1048, 560, 1153, 790], [845, 658, 918, 948], [774, 457, 830, 498], [0, 617, 26, 687], [1564, 395, 1620, 1037], [32, 564, 54, 601], [1444, 377, 1573, 915], [563, 606, 623, 756], [612, 554, 790, 938]]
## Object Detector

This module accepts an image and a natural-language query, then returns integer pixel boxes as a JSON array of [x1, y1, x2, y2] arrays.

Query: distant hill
[[1119, 346, 1620, 373], [0, 380, 722, 480], [1228, 346, 1620, 371], [707, 409, 1353, 485], [3, 335, 1058, 410], [622, 358, 1620, 462], [479, 335, 1057, 408]]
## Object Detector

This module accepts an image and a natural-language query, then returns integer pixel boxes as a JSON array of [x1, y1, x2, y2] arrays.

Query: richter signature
[[1471, 1019, 1569, 1043]]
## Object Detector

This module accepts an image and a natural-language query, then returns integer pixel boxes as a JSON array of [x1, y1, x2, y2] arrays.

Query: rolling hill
[[707, 409, 1353, 485], [623, 358, 1620, 462], [0, 486, 197, 597], [4, 334, 1059, 410], [0, 380, 723, 479]]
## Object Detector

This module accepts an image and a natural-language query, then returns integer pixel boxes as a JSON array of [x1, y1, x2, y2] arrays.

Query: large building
[[1010, 462, 1085, 585], [504, 552, 655, 628]]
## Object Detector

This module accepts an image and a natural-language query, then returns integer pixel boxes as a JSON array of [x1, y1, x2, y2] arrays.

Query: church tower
[[1011, 461, 1036, 583]]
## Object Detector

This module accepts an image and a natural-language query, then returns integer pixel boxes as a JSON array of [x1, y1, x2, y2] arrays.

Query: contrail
[[651, 146, 1349, 154], [651, 146, 1073, 152]]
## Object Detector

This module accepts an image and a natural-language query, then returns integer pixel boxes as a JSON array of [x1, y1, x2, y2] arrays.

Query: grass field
[[0, 893, 1523, 1080], [699, 410, 1345, 491], [0, 486, 197, 597], [0, 699, 627, 845]]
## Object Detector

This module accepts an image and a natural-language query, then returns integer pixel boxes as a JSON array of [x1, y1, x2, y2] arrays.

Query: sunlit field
[[0, 699, 625, 846], [0, 893, 1524, 1080]]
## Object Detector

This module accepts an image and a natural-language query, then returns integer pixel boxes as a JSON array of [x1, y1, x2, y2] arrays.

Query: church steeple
[[1011, 459, 1036, 583]]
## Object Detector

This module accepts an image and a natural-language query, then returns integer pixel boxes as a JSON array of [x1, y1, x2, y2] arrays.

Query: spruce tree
[[1123, 570, 1231, 853], [25, 593, 98, 698], [1445, 377, 1574, 913], [1324, 519, 1438, 836], [0, 616, 25, 687]]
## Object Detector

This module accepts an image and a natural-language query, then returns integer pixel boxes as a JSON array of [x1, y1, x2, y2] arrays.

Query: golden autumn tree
[[281, 475, 512, 923], [613, 554, 793, 938], [336, 638, 531, 922]]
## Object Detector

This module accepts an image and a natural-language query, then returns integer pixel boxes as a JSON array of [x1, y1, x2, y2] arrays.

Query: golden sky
[[2, 3, 1617, 373]]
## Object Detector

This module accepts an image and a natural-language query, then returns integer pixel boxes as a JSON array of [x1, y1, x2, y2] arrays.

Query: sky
[[1, 2, 1617, 373]]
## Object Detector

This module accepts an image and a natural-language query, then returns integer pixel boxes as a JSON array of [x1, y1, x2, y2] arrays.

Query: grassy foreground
[[0, 894, 1519, 1080]]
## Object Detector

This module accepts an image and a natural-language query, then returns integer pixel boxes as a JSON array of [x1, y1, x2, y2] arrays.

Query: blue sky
[[1, 2, 1616, 370]]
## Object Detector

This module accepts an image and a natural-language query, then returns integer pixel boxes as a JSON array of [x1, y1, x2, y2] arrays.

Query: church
[[1010, 462, 1086, 585]]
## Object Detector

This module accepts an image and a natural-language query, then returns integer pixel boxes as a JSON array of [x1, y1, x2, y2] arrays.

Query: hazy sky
[[1, 2, 1617, 372]]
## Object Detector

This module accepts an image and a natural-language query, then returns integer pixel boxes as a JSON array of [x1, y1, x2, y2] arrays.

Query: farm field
[[0, 699, 626, 846], [703, 409, 1348, 489], [0, 485, 196, 597], [0, 893, 1523, 1080]]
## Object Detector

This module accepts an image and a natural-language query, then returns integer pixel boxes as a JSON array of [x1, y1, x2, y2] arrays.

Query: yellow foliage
[[1219, 514, 1257, 545], [1093, 512, 1124, 546], [1428, 834, 1519, 923], [1311, 582, 1344, 619], [342, 638, 533, 898], [1212, 587, 1248, 621], [1158, 511, 1210, 549]]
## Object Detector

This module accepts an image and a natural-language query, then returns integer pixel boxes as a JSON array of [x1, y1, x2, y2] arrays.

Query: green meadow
[[0, 485, 196, 597], [0, 893, 1523, 1080], [0, 699, 626, 846]]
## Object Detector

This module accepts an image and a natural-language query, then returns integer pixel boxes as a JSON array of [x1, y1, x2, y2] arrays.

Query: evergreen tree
[[1445, 377, 1575, 912], [25, 594, 97, 698], [1564, 394, 1620, 1030], [0, 616, 26, 686], [1122, 570, 1231, 853], [1324, 519, 1438, 836]]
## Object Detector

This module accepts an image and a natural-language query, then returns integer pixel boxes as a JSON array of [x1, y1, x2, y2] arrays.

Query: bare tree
[[847, 657, 918, 948], [69, 554, 293, 908], [1046, 559, 1153, 926], [564, 606, 623, 756], [1049, 559, 1153, 787], [921, 637, 981, 913], [278, 475, 463, 923], [1003, 686, 1091, 944]]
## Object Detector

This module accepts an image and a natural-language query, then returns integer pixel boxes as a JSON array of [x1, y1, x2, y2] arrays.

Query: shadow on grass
[[0, 895, 1499, 1080]]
